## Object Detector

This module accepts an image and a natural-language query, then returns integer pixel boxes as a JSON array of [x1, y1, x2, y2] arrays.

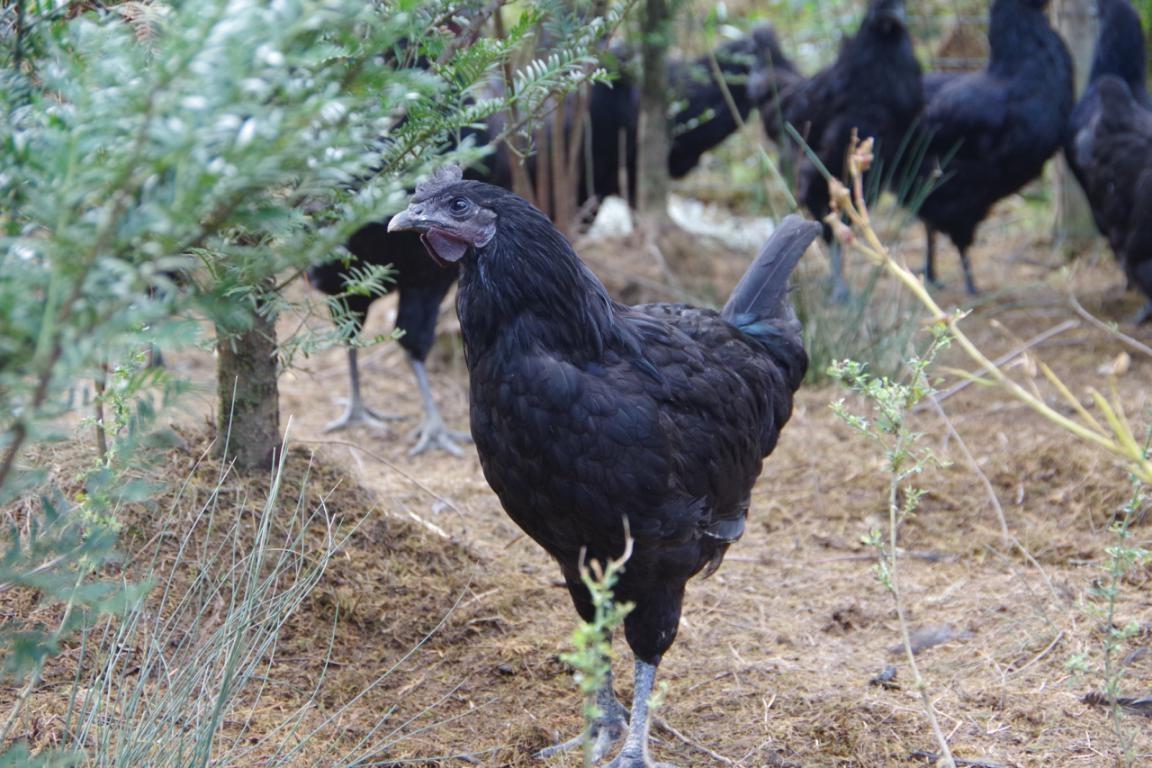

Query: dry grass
[[5, 191, 1152, 767]]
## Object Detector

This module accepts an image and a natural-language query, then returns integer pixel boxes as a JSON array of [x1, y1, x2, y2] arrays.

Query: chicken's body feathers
[[399, 181, 815, 665]]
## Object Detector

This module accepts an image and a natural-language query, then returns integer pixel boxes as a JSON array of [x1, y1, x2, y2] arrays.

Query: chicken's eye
[[449, 197, 471, 215]]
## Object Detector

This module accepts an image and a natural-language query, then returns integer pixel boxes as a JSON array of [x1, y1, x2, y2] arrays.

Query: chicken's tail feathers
[[722, 215, 821, 328]]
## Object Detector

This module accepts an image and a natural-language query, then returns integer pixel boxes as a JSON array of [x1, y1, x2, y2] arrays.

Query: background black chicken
[[913, 0, 1073, 294], [1071, 74, 1152, 322], [1064, 0, 1151, 316], [304, 121, 502, 455], [387, 166, 819, 767], [583, 28, 783, 209], [665, 27, 785, 179], [756, 0, 923, 299], [306, 221, 473, 454]]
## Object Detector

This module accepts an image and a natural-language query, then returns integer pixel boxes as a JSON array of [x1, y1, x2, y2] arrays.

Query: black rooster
[[915, 0, 1073, 294], [759, 0, 923, 299], [388, 166, 819, 767]]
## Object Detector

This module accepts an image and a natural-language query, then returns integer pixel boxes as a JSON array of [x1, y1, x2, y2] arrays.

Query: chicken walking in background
[[304, 119, 504, 454], [1064, 0, 1152, 322], [389, 166, 819, 767], [1071, 79, 1152, 322], [1065, 0, 1149, 179], [755, 0, 923, 300], [306, 222, 471, 455], [914, 0, 1073, 294], [582, 27, 791, 212]]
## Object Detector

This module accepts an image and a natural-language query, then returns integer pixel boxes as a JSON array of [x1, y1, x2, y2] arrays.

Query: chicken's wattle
[[421, 229, 470, 267]]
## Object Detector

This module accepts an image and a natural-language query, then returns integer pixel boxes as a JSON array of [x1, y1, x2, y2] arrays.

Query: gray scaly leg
[[603, 658, 676, 768], [828, 239, 851, 303], [923, 226, 941, 288], [407, 357, 472, 457], [1131, 298, 1152, 325], [959, 246, 979, 296], [324, 347, 401, 432], [535, 668, 629, 763]]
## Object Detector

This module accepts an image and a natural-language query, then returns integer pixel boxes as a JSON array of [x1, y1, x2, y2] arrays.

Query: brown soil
[[8, 193, 1152, 767]]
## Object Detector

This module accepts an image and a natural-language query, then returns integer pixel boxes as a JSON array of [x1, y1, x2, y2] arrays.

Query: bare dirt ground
[[10, 192, 1152, 767]]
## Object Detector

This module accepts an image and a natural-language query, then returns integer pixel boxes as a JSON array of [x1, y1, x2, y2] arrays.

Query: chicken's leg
[[923, 226, 939, 288], [958, 246, 979, 296], [535, 668, 629, 762], [1131, 298, 1152, 325], [603, 658, 675, 768], [324, 347, 401, 432], [827, 239, 851, 303], [407, 356, 472, 457], [1126, 261, 1152, 324]]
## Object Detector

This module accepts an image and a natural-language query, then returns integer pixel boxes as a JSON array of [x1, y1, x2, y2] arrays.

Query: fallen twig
[[918, 319, 1079, 409], [908, 751, 1007, 768], [1069, 292, 1152, 360], [653, 716, 743, 766], [298, 438, 464, 517], [1008, 630, 1065, 678]]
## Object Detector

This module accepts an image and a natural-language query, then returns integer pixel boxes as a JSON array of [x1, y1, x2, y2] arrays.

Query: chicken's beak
[[387, 206, 422, 234]]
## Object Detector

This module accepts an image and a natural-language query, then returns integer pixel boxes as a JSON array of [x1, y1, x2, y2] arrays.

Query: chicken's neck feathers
[[987, 0, 1064, 79], [456, 221, 624, 365], [1089, 0, 1146, 95]]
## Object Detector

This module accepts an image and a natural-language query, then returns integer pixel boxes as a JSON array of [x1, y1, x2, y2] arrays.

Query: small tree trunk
[[636, 0, 672, 220], [215, 291, 281, 471], [1053, 0, 1098, 252]]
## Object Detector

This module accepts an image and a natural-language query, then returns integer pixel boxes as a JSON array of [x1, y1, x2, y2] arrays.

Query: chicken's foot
[[602, 658, 676, 768], [324, 347, 404, 432], [407, 358, 472, 456], [535, 675, 628, 763]]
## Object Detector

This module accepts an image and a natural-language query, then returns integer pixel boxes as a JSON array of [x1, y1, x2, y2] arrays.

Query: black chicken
[[759, 0, 923, 299], [582, 28, 785, 211], [666, 27, 790, 180], [388, 166, 819, 767], [1065, 0, 1149, 243], [306, 220, 471, 454], [1072, 77, 1152, 322], [915, 0, 1073, 294]]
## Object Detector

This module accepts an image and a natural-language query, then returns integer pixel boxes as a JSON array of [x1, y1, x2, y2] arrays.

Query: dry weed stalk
[[705, 48, 798, 212], [827, 134, 1152, 484], [830, 348, 957, 768]]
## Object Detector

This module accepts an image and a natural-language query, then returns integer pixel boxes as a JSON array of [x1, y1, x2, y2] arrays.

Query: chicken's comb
[[412, 164, 464, 201]]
